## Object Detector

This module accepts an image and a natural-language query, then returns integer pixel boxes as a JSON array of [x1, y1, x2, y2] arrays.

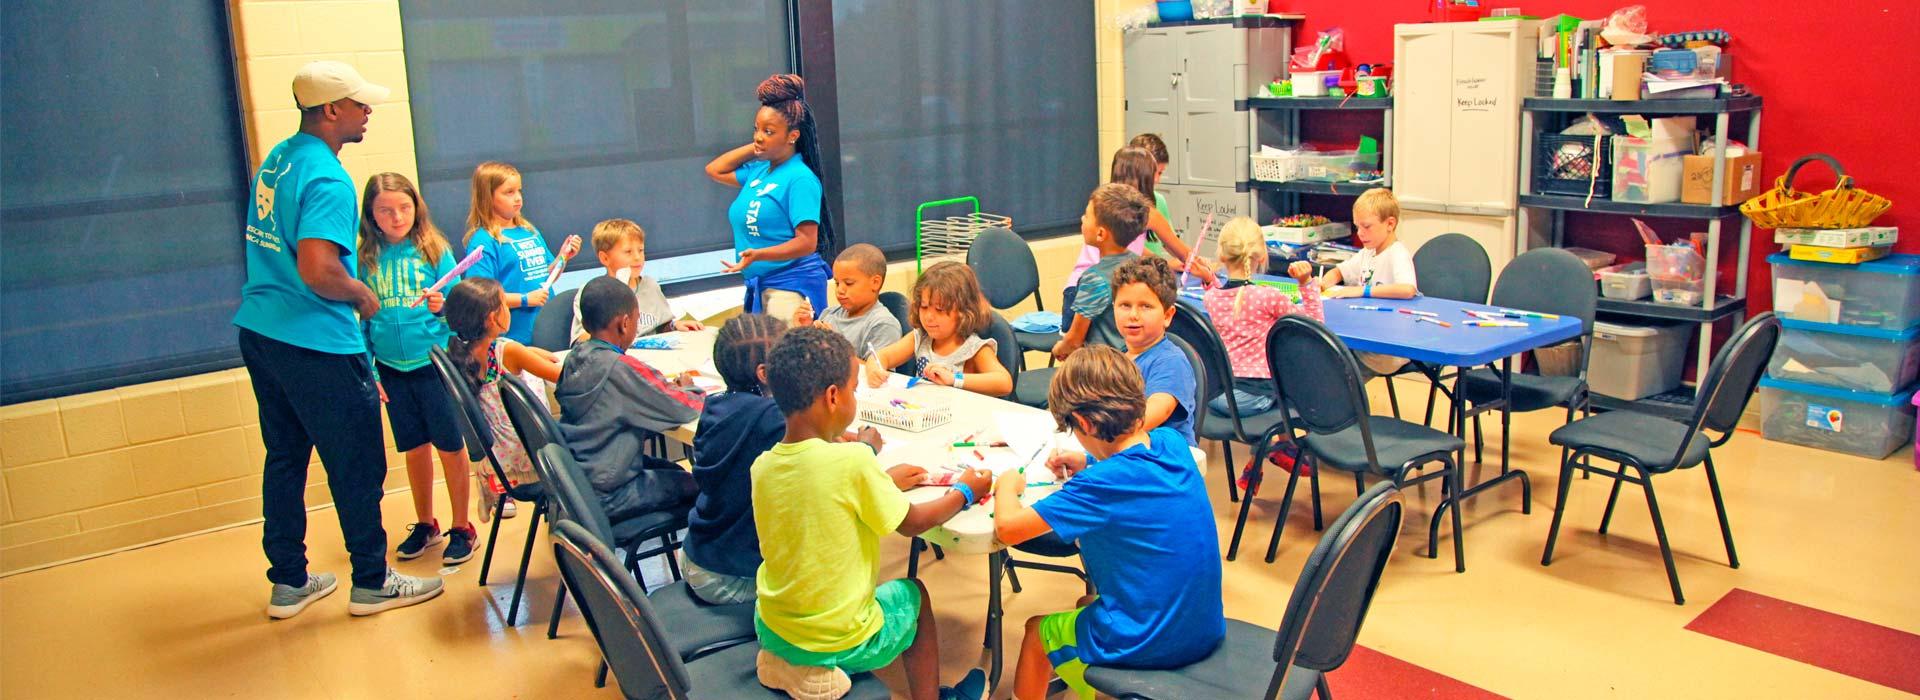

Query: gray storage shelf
[[1517, 193, 1743, 220], [1597, 295, 1746, 323], [1249, 180, 1382, 197], [1148, 15, 1298, 29], [1245, 96, 1392, 110], [1523, 96, 1762, 114]]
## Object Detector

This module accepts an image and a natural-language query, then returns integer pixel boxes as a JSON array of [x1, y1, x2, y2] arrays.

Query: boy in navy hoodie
[[683, 313, 788, 605]]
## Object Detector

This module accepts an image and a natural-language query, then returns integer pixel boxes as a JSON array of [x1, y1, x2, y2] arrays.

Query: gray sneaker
[[348, 569, 445, 616], [267, 572, 338, 619]]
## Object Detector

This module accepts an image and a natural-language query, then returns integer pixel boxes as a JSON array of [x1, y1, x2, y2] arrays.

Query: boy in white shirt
[[1316, 188, 1418, 374]]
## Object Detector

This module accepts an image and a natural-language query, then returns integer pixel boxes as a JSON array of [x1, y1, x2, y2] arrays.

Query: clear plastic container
[[1294, 151, 1381, 182], [1589, 320, 1689, 400], [1769, 253, 1920, 331], [1758, 377, 1915, 459], [1767, 321, 1920, 394], [1646, 244, 1704, 306], [1290, 70, 1339, 97], [1599, 262, 1651, 300]]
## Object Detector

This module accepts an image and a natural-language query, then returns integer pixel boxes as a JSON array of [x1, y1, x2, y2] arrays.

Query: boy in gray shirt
[[794, 243, 901, 359]]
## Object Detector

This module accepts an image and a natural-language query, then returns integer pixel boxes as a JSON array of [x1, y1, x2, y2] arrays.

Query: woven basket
[[1740, 153, 1891, 230]]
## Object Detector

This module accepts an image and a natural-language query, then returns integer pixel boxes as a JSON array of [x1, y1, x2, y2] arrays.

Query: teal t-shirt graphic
[[362, 239, 457, 371], [233, 132, 364, 355]]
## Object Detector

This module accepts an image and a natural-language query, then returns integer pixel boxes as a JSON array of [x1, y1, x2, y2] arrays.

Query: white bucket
[[1291, 70, 1337, 97]]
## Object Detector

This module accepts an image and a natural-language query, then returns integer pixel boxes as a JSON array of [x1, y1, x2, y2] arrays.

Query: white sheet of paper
[[994, 412, 1054, 466]]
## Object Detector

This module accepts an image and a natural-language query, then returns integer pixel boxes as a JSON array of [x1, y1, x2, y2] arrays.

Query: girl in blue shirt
[[463, 161, 573, 345], [356, 172, 477, 564], [704, 74, 832, 321]]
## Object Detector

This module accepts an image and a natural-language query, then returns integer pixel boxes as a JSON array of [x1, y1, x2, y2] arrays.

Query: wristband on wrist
[[953, 371, 965, 389], [1362, 283, 1372, 298], [950, 482, 976, 510]]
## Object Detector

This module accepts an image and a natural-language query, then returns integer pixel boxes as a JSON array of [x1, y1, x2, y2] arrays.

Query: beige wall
[[0, 1, 1117, 576], [1097, 0, 1153, 177]]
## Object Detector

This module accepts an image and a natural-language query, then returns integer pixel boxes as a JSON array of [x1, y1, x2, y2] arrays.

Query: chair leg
[[1541, 453, 1576, 566], [1472, 414, 1485, 464], [595, 660, 609, 688], [906, 537, 922, 579], [1448, 460, 1465, 573], [506, 503, 544, 626], [1006, 558, 1024, 593], [1598, 470, 1627, 534], [1226, 439, 1276, 561], [547, 580, 565, 639], [1353, 471, 1364, 496], [1640, 474, 1685, 605], [1385, 376, 1401, 419], [932, 544, 945, 560], [1308, 461, 1323, 532], [1316, 673, 1334, 700], [1423, 380, 1440, 428], [1223, 442, 1239, 503], [1703, 454, 1739, 569], [477, 501, 505, 585], [1263, 463, 1305, 564]]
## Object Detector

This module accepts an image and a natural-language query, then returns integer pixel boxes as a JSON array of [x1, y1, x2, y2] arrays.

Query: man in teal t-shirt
[[234, 61, 443, 620]]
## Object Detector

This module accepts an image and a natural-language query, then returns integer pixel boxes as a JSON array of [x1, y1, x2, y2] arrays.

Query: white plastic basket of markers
[[858, 388, 955, 432]]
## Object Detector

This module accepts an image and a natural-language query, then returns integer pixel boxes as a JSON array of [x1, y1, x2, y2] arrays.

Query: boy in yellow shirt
[[753, 326, 993, 700]]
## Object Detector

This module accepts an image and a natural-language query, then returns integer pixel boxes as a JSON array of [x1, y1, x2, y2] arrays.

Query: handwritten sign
[[1455, 76, 1498, 113]]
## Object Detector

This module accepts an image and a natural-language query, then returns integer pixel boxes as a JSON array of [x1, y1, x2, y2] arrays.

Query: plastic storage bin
[[1295, 151, 1381, 182], [1534, 133, 1612, 197], [1589, 320, 1690, 400], [1769, 253, 1920, 330], [1611, 137, 1690, 204], [1599, 262, 1651, 300], [1647, 244, 1705, 305], [1767, 320, 1920, 394], [1564, 247, 1617, 272], [1758, 377, 1915, 459], [1155, 0, 1195, 21]]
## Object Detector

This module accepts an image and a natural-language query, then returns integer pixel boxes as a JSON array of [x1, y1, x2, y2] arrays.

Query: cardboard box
[[1773, 226, 1899, 248], [1682, 152, 1763, 205], [1788, 244, 1891, 265]]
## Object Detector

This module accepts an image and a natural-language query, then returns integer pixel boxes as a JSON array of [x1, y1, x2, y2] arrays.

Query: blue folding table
[[1185, 280, 1584, 553]]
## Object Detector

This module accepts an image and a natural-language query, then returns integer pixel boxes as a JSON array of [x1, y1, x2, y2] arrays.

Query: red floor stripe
[[1326, 645, 1507, 700], [1686, 588, 1920, 695]]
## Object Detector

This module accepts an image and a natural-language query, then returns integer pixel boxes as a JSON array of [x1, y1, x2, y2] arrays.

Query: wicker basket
[[1740, 153, 1891, 230]]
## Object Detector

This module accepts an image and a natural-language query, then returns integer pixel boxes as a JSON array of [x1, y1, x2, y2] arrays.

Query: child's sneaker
[[442, 524, 477, 565], [395, 520, 443, 560], [266, 572, 337, 619], [348, 569, 445, 616], [500, 497, 517, 519], [756, 648, 851, 700], [941, 668, 988, 700]]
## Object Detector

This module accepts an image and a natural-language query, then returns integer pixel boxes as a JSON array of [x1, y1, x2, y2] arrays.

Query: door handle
[[1171, 73, 1180, 88]]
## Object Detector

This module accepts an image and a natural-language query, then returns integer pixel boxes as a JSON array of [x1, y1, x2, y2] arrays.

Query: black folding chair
[[426, 346, 548, 626], [1083, 483, 1404, 700], [550, 520, 892, 699], [530, 288, 579, 352], [968, 226, 1060, 356], [1542, 313, 1780, 605], [1383, 233, 1492, 424], [1245, 316, 1471, 572], [1458, 248, 1599, 470], [536, 445, 751, 669], [1170, 298, 1292, 506]]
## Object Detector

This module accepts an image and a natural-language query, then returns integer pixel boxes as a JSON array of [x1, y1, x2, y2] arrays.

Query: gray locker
[[1123, 22, 1290, 188]]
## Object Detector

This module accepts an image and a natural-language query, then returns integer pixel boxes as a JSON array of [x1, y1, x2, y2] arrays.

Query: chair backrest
[[1266, 316, 1382, 468], [1165, 333, 1207, 441], [550, 520, 694, 700], [966, 226, 1042, 311], [1680, 312, 1782, 454], [1411, 233, 1491, 304], [1265, 482, 1404, 697], [426, 347, 511, 480], [983, 313, 1025, 375], [1168, 298, 1246, 440], [878, 291, 912, 336], [536, 444, 619, 545], [1489, 248, 1599, 375], [531, 288, 580, 352], [498, 372, 565, 457]]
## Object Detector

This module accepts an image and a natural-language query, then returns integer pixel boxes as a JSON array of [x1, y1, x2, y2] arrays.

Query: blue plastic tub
[[1156, 1, 1195, 21], [1769, 320, 1920, 394], [1758, 376, 1915, 459]]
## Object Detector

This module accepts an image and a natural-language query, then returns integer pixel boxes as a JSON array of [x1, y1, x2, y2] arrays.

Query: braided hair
[[443, 277, 505, 390], [713, 313, 785, 395], [757, 74, 836, 258]]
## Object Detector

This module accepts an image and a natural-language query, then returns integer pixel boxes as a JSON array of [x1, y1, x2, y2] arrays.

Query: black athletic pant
[[240, 328, 389, 590]]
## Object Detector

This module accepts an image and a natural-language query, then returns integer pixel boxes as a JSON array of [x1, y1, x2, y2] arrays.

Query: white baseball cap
[[291, 61, 390, 110]]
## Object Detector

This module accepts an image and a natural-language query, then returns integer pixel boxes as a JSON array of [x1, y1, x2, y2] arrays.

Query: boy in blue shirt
[[1051, 183, 1152, 360], [993, 345, 1224, 700], [1110, 256, 1197, 443]]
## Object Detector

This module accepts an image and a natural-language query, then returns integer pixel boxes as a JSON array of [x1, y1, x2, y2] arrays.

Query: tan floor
[[4, 380, 1919, 699]]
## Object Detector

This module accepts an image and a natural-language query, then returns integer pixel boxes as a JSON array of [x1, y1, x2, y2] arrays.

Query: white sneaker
[[500, 498, 517, 519], [756, 648, 851, 700], [348, 569, 444, 616], [267, 572, 338, 619]]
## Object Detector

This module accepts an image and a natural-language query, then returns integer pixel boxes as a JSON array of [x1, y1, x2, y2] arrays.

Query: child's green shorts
[[755, 578, 921, 674], [1040, 605, 1095, 700]]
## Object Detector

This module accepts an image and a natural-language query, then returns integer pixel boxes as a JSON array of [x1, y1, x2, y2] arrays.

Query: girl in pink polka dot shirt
[[1201, 217, 1323, 416]]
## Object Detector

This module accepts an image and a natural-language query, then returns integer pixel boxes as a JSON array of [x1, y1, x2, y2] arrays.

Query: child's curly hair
[[909, 261, 989, 339]]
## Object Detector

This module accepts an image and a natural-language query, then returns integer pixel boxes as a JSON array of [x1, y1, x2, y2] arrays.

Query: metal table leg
[[986, 550, 1007, 692]]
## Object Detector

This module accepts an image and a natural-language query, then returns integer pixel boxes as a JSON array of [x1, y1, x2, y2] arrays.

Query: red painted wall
[[1272, 0, 1919, 315]]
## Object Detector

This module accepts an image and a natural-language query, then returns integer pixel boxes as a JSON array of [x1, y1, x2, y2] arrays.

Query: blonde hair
[[357, 172, 449, 279], [910, 261, 990, 339], [591, 218, 645, 253], [1213, 217, 1268, 319], [465, 161, 534, 247], [1353, 187, 1400, 223]]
